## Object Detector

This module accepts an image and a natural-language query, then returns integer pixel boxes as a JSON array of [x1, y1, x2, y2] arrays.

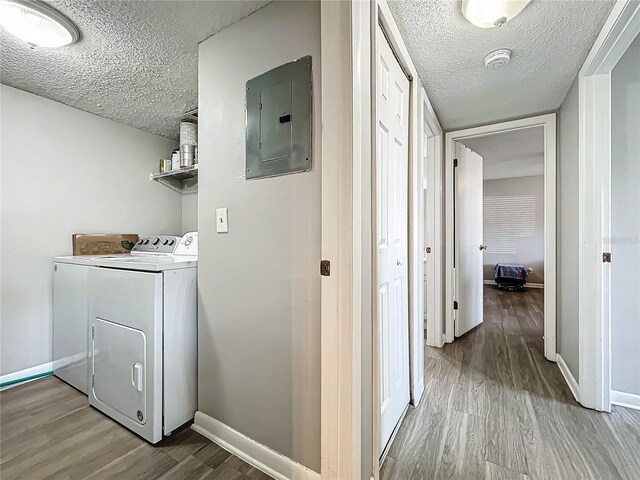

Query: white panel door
[[377, 25, 410, 456], [455, 142, 484, 337]]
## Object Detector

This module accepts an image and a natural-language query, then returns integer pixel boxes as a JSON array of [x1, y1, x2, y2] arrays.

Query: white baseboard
[[556, 354, 579, 402], [192, 411, 320, 480], [611, 390, 640, 410], [425, 332, 445, 348], [0, 362, 53, 390], [483, 280, 544, 289]]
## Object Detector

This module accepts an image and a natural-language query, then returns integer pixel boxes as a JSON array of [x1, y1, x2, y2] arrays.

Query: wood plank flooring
[[0, 377, 274, 480], [382, 286, 640, 480]]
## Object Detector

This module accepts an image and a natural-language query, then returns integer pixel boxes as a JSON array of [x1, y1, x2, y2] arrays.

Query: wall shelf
[[150, 164, 198, 194]]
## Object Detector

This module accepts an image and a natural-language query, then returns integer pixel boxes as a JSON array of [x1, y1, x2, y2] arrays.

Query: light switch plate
[[216, 208, 228, 233]]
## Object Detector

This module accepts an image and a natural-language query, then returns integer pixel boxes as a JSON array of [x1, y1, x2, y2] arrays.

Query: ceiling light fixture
[[0, 0, 79, 48], [461, 0, 532, 28]]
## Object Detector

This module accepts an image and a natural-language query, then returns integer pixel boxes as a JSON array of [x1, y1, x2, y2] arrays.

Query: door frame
[[372, 0, 441, 475], [578, 0, 640, 412], [444, 113, 557, 361], [422, 89, 445, 349], [320, 1, 363, 478], [320, 1, 441, 478]]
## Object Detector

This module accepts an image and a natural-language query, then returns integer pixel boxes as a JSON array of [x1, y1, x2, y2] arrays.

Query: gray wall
[[483, 175, 545, 284], [0, 85, 181, 376], [557, 76, 580, 382], [611, 34, 640, 396], [197, 1, 321, 471], [182, 192, 198, 233]]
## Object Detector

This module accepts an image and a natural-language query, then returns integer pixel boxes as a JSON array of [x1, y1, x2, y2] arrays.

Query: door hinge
[[453, 158, 458, 168], [91, 375, 95, 388], [603, 252, 612, 263], [453, 300, 459, 310], [91, 325, 95, 339], [320, 260, 330, 276]]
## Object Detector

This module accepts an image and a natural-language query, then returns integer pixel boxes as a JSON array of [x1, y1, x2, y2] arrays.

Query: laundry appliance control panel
[[131, 236, 181, 254]]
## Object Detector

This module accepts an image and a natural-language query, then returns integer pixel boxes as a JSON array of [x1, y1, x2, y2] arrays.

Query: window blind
[[483, 194, 536, 254]]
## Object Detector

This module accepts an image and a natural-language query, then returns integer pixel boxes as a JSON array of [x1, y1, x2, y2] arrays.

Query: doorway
[[453, 126, 547, 371], [444, 114, 557, 361], [577, 0, 640, 412]]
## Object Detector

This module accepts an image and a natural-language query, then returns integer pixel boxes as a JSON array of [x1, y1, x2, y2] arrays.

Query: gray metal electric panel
[[245, 56, 312, 180]]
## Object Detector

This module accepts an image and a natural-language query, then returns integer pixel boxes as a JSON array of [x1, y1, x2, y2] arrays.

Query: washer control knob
[[163, 239, 170, 245], [152, 237, 160, 245], [143, 239, 149, 245], [137, 239, 144, 245], [169, 239, 175, 245]]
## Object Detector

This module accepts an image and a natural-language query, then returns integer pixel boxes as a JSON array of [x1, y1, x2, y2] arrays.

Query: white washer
[[88, 232, 198, 443]]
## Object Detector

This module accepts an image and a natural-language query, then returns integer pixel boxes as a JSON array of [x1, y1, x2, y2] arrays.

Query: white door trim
[[578, 0, 640, 412], [444, 113, 557, 362], [320, 1, 360, 478], [422, 89, 445, 349]]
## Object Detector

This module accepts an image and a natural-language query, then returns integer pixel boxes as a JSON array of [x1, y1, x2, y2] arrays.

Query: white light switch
[[216, 208, 228, 233]]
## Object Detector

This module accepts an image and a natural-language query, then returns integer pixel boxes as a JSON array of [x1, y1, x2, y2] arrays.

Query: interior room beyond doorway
[[453, 125, 546, 350]]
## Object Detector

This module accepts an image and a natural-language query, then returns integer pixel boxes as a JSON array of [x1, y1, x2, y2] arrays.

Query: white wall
[[557, 76, 580, 382], [483, 175, 545, 284], [611, 33, 640, 397], [0, 85, 181, 376], [182, 192, 198, 233], [197, 1, 321, 471]]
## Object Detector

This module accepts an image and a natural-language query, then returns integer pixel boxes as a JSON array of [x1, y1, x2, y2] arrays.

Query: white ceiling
[[0, 0, 269, 139], [388, 0, 615, 130], [461, 126, 544, 180]]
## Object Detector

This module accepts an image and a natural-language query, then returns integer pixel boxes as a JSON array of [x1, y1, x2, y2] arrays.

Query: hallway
[[381, 286, 640, 479]]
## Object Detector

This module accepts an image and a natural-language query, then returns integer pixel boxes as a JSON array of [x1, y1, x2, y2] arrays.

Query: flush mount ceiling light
[[461, 0, 532, 28], [0, 0, 79, 48]]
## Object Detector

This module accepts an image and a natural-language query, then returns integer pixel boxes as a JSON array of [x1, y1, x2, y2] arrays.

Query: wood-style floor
[[0, 377, 274, 480], [382, 286, 640, 480]]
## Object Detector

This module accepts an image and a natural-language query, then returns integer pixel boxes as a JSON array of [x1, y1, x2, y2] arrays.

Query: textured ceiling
[[0, 0, 269, 139], [462, 126, 543, 180], [388, 0, 615, 130]]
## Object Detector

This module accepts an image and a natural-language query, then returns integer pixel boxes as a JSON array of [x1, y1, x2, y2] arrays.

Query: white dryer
[[88, 232, 198, 443]]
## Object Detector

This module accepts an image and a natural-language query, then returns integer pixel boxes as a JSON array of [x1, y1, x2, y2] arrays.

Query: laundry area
[[0, 1, 320, 479]]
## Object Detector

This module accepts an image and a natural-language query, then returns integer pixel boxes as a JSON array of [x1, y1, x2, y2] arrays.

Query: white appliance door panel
[[89, 267, 163, 443], [93, 319, 146, 424], [455, 142, 484, 337]]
